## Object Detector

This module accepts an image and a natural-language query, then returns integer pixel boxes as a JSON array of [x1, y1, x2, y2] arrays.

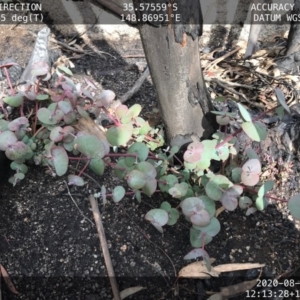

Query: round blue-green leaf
[[89, 157, 105, 176], [58, 100, 72, 114], [5, 141, 28, 160], [167, 208, 179, 225], [36, 94, 49, 101], [205, 175, 233, 201], [145, 209, 168, 233], [106, 124, 133, 146], [181, 197, 205, 217], [10, 161, 28, 173], [0, 120, 9, 131], [3, 93, 23, 107], [158, 174, 178, 192], [51, 146, 68, 176], [0, 131, 18, 151], [50, 126, 64, 142], [113, 186, 126, 203], [125, 142, 149, 166], [75, 135, 105, 158], [68, 175, 85, 186], [37, 108, 61, 125], [288, 194, 300, 220], [193, 217, 221, 237], [142, 178, 157, 196], [136, 161, 156, 178], [160, 201, 171, 212], [76, 105, 89, 120], [188, 230, 213, 249], [231, 167, 242, 183], [127, 169, 146, 190], [239, 196, 253, 209], [199, 195, 216, 218]]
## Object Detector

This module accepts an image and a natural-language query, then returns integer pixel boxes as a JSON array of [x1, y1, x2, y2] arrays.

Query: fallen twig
[[119, 66, 150, 103], [204, 47, 241, 71], [123, 54, 145, 58], [89, 195, 121, 300], [64, 181, 94, 225]]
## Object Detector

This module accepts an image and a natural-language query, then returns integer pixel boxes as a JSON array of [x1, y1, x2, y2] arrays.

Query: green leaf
[[113, 186, 125, 203], [0, 131, 18, 151], [199, 196, 216, 218], [193, 217, 221, 237], [106, 124, 133, 146], [125, 142, 149, 166], [51, 146, 69, 176], [275, 88, 290, 114], [239, 196, 253, 209], [205, 175, 233, 201], [256, 196, 268, 211], [10, 162, 28, 173], [231, 167, 242, 183], [36, 94, 49, 101], [127, 169, 146, 190], [158, 174, 178, 192], [145, 209, 168, 233], [242, 121, 267, 142], [142, 178, 157, 196], [136, 161, 156, 178], [68, 175, 85, 186], [37, 108, 63, 125], [160, 201, 171, 212], [135, 190, 141, 203], [167, 208, 179, 225], [76, 105, 89, 120], [168, 182, 188, 198], [50, 126, 64, 142], [75, 135, 105, 158], [58, 65, 73, 76], [128, 104, 142, 118], [258, 180, 274, 197], [288, 194, 300, 220], [5, 141, 28, 160], [89, 157, 105, 176], [237, 103, 252, 122], [58, 100, 73, 114], [189, 227, 213, 248], [3, 93, 23, 107]]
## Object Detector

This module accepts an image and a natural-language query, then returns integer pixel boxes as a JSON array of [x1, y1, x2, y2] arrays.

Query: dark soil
[[0, 24, 300, 300]]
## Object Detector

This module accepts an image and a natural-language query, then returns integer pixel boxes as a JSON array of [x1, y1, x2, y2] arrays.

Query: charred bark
[[277, 0, 300, 73], [133, 0, 216, 148]]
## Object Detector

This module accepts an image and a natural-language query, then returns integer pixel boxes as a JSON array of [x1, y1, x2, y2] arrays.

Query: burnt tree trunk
[[133, 0, 216, 148], [277, 0, 300, 73]]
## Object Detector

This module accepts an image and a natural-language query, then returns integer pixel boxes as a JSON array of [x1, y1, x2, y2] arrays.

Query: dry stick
[[204, 47, 241, 71], [122, 54, 145, 58], [26, 30, 95, 56], [119, 66, 150, 103], [205, 77, 255, 90], [89, 195, 121, 300], [50, 38, 95, 56]]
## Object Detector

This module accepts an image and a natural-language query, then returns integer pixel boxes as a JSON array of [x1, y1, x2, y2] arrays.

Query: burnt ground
[[0, 24, 300, 300]]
